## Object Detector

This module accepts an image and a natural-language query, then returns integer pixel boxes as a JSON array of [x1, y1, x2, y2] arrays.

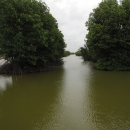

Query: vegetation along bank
[[0, 0, 66, 74], [78, 0, 130, 71]]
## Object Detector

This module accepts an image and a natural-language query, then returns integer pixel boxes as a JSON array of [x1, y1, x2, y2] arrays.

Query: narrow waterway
[[0, 55, 130, 130]]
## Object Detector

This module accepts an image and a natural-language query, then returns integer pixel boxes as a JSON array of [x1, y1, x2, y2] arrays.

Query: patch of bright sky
[[43, 0, 102, 52]]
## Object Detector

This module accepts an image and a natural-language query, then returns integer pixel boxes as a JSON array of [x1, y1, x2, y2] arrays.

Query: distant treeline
[[64, 51, 74, 57]]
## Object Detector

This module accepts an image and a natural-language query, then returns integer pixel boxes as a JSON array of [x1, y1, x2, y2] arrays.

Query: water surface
[[0, 55, 130, 130]]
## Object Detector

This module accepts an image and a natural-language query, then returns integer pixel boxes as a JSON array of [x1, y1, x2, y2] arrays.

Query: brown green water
[[0, 55, 130, 130]]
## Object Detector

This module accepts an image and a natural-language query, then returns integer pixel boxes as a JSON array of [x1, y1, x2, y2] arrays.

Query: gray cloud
[[43, 0, 102, 52]]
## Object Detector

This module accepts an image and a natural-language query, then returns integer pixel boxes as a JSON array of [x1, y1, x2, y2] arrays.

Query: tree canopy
[[0, 0, 65, 73], [85, 0, 130, 70]]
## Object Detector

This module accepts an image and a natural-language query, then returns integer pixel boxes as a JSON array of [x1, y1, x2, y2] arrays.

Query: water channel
[[0, 55, 130, 130]]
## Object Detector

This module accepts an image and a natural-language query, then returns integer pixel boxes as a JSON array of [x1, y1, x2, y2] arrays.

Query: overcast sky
[[43, 0, 102, 52]]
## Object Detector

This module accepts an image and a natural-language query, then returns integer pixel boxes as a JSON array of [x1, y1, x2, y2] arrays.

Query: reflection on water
[[0, 69, 64, 130], [41, 56, 94, 130], [0, 76, 12, 92], [0, 55, 130, 130], [87, 70, 130, 130]]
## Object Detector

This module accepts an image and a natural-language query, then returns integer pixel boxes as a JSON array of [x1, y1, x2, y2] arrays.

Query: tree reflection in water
[[0, 76, 12, 93]]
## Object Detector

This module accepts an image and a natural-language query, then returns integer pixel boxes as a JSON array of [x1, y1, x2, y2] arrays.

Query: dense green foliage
[[75, 45, 91, 60], [75, 50, 82, 56], [79, 45, 91, 61], [84, 0, 130, 70], [63, 50, 71, 57], [0, 0, 65, 72]]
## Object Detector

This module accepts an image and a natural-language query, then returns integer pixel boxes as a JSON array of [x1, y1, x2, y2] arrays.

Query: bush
[[85, 0, 130, 70], [0, 0, 65, 74]]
